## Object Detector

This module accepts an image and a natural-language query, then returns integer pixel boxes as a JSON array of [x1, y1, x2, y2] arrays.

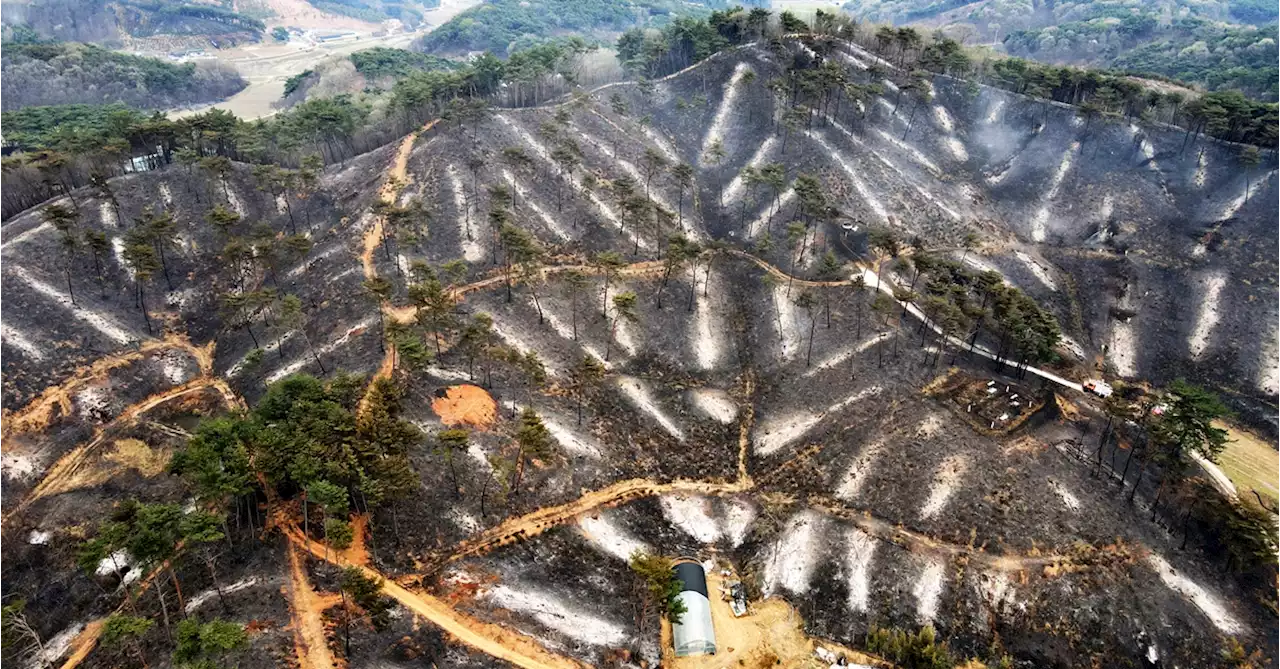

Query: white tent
[[672, 560, 716, 657]]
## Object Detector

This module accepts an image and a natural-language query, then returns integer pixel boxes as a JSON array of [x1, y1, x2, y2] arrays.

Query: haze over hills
[[1, 7, 1277, 669]]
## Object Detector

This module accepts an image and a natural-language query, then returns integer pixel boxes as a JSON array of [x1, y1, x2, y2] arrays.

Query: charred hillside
[[1, 34, 1276, 669]]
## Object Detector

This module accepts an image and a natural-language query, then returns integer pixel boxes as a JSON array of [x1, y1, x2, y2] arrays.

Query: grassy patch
[[1216, 421, 1278, 510]]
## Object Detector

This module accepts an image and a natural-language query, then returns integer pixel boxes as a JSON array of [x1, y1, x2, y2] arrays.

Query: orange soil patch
[[432, 385, 498, 430], [286, 543, 341, 669]]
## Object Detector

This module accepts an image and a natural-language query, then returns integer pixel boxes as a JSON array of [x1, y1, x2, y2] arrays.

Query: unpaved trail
[[357, 120, 439, 415], [2, 333, 218, 438], [285, 525, 587, 669], [737, 372, 756, 484], [380, 259, 666, 329], [810, 496, 1080, 572], [286, 542, 341, 669], [4, 333, 237, 662], [363, 122, 436, 281], [441, 477, 752, 566], [731, 249, 855, 288], [55, 557, 175, 669], [5, 365, 241, 525], [342, 513, 371, 566]]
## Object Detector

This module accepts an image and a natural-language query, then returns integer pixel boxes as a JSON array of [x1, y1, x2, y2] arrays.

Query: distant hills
[[1, 40, 246, 111], [0, 0, 265, 46], [414, 0, 717, 56], [303, 0, 441, 29], [840, 0, 1279, 100]]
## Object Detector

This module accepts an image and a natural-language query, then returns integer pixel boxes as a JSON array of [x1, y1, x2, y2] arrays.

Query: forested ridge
[[303, 0, 441, 28], [349, 47, 461, 80], [278, 48, 462, 105], [840, 0, 1279, 102], [1, 0, 265, 45], [1, 40, 247, 111], [413, 0, 710, 56], [2, 6, 1275, 221], [1004, 15, 1279, 100]]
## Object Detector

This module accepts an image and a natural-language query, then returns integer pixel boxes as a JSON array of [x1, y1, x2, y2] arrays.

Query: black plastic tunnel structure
[[671, 558, 716, 657]]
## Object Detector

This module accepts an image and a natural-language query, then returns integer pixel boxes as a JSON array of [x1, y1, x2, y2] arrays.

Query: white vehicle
[[1083, 379, 1113, 398]]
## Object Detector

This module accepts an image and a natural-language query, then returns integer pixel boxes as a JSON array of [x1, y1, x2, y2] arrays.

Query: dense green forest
[[840, 0, 1279, 101], [304, 0, 440, 27], [1, 41, 247, 111], [413, 0, 709, 56], [0, 0, 265, 45], [2, 103, 157, 150], [279, 48, 460, 104], [1004, 16, 1279, 100], [350, 47, 460, 79]]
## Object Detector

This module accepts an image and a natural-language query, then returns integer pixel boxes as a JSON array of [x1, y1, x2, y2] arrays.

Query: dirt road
[[442, 478, 754, 566], [285, 524, 588, 669], [170, 32, 416, 121], [286, 543, 340, 669]]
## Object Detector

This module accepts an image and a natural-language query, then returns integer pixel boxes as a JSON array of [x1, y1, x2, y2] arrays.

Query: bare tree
[[1, 599, 45, 667]]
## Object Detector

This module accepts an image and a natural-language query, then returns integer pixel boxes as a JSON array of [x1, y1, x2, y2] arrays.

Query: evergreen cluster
[[1, 41, 246, 111], [415, 0, 705, 56], [171, 374, 421, 531]]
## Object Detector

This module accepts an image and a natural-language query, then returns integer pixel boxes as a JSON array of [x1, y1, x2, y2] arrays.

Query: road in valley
[[167, 0, 479, 120]]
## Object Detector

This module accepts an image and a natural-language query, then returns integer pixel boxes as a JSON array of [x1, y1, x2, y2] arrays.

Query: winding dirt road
[[284, 524, 588, 669], [2, 333, 222, 438], [3, 335, 240, 525], [440, 477, 753, 567]]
